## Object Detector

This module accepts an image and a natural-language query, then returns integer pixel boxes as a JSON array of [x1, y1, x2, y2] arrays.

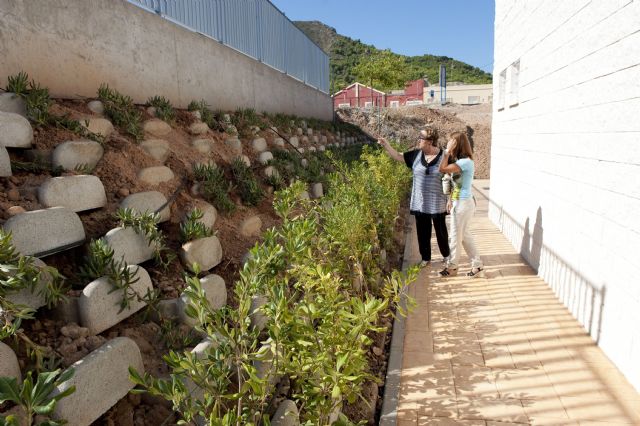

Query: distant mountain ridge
[[294, 20, 492, 93]]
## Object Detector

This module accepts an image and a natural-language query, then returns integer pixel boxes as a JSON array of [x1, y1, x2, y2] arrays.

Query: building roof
[[332, 82, 386, 97]]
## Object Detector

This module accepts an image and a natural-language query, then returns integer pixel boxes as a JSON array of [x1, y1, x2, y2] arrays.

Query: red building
[[332, 79, 427, 109]]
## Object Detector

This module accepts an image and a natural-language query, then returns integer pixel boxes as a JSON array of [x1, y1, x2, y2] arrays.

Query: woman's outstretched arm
[[377, 137, 403, 163]]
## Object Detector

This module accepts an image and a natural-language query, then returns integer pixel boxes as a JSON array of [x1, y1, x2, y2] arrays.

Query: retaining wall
[[0, 0, 332, 120]]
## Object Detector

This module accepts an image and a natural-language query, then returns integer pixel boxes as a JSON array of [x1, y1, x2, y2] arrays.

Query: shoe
[[439, 267, 458, 277], [419, 260, 431, 268], [467, 267, 485, 278]]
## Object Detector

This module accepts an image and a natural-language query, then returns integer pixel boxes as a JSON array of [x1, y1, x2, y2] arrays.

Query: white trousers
[[448, 198, 483, 269]]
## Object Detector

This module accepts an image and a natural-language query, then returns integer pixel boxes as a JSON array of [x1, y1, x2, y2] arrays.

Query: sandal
[[439, 267, 458, 277], [467, 267, 485, 278]]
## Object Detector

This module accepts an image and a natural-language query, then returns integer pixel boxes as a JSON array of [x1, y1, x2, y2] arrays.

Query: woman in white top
[[378, 127, 450, 267], [438, 131, 484, 278]]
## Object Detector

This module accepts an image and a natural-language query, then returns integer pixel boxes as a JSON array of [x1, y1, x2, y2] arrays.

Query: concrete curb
[[379, 211, 415, 425]]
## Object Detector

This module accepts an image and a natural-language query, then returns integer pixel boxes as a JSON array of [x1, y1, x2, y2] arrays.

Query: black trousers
[[414, 212, 450, 262]]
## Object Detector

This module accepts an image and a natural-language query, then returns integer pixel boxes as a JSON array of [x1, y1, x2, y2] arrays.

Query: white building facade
[[491, 0, 640, 390]]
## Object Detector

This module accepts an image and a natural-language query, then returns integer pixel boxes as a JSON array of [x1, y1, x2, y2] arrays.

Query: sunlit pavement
[[395, 182, 640, 425]]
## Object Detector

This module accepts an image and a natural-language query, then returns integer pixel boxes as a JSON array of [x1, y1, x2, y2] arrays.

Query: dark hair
[[420, 126, 439, 147]]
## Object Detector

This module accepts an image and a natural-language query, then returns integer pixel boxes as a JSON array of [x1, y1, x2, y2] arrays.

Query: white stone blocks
[[52, 140, 104, 171], [0, 93, 27, 116], [289, 136, 299, 148], [2, 207, 85, 256], [142, 119, 171, 137], [0, 146, 11, 176], [104, 227, 156, 265], [258, 151, 273, 165], [79, 265, 153, 335], [251, 137, 267, 153], [240, 216, 262, 237], [0, 341, 20, 382], [180, 236, 223, 272], [137, 166, 174, 186], [87, 100, 104, 114], [310, 183, 324, 199], [273, 138, 285, 148], [225, 138, 243, 156], [192, 138, 212, 154], [38, 175, 107, 212], [189, 122, 209, 135], [120, 191, 170, 222], [80, 118, 114, 138], [139, 139, 170, 163], [52, 337, 144, 426], [0, 111, 33, 148], [271, 400, 300, 426], [186, 200, 217, 229], [5, 258, 51, 311]]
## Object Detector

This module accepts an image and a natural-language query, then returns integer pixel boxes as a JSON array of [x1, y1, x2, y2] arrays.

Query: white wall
[[491, 0, 640, 391], [0, 0, 332, 120]]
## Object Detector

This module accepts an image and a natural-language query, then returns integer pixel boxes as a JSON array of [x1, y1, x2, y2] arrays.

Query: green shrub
[[116, 208, 175, 269], [230, 158, 264, 206], [147, 95, 175, 122], [179, 209, 214, 243], [98, 83, 143, 140], [6, 71, 29, 95], [192, 164, 235, 214]]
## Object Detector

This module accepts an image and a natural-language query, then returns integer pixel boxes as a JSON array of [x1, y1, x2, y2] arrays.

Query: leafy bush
[[192, 164, 235, 214], [187, 99, 223, 131], [5, 71, 29, 95], [230, 158, 264, 206], [97, 83, 142, 140], [147, 95, 175, 122], [130, 150, 417, 424], [0, 368, 75, 426], [179, 209, 214, 243]]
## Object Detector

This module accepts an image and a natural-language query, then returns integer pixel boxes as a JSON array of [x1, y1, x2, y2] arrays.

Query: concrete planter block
[[263, 166, 279, 179], [299, 191, 310, 200], [301, 136, 309, 144], [0, 92, 27, 116], [139, 139, 170, 163], [307, 128, 313, 136], [258, 151, 273, 165], [312, 135, 319, 143], [0, 111, 33, 148], [52, 337, 144, 426], [79, 265, 153, 335], [225, 138, 243, 156], [142, 119, 171, 137], [2, 207, 85, 256], [190, 110, 201, 120], [180, 236, 222, 272], [192, 138, 212, 154], [297, 147, 305, 154], [296, 128, 303, 136], [250, 295, 268, 331], [38, 175, 107, 212], [0, 146, 11, 176], [240, 155, 251, 167], [273, 138, 285, 148], [189, 122, 209, 135], [80, 118, 113, 138], [104, 227, 156, 265], [308, 146, 316, 152], [321, 135, 328, 143], [178, 274, 226, 327], [186, 200, 217, 229], [318, 145, 326, 152], [138, 166, 175, 186], [251, 137, 267, 153], [301, 159, 308, 168], [271, 400, 300, 426], [5, 258, 51, 311], [120, 191, 170, 222], [310, 183, 323, 199], [0, 341, 21, 382], [87, 100, 104, 114], [289, 136, 299, 148], [240, 215, 262, 237], [52, 140, 104, 171]]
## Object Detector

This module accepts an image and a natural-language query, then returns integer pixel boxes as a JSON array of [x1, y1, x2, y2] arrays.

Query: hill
[[294, 21, 492, 93]]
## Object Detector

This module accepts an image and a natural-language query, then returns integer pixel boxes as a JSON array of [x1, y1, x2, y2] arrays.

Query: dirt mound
[[336, 103, 492, 179]]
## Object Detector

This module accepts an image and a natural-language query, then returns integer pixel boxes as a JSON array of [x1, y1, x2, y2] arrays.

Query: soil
[[0, 97, 406, 425], [336, 103, 493, 179]]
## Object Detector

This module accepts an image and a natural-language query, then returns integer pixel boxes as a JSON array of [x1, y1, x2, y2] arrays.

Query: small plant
[[147, 95, 175, 122], [115, 208, 175, 269], [265, 173, 284, 190], [179, 209, 214, 243], [192, 164, 235, 214], [6, 71, 29, 95], [187, 99, 222, 131], [97, 83, 143, 140], [23, 82, 51, 126], [230, 158, 264, 206], [0, 368, 75, 426]]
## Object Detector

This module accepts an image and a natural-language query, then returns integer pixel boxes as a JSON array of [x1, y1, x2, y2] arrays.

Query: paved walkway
[[396, 184, 640, 425]]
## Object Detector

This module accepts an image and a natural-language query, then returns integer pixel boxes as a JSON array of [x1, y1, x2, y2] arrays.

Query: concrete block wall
[[0, 0, 332, 120], [491, 0, 640, 391]]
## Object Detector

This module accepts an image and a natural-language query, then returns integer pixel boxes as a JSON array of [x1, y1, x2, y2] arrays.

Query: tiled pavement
[[396, 184, 640, 425]]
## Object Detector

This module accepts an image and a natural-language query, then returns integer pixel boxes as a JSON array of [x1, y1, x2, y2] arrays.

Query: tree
[[353, 49, 410, 95]]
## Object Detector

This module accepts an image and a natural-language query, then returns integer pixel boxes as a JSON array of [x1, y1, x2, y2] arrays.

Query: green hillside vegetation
[[294, 21, 492, 93]]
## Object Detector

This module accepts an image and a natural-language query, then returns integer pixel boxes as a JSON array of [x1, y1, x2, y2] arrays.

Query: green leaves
[[192, 163, 236, 214], [98, 83, 143, 140], [353, 49, 410, 93], [230, 158, 264, 206], [0, 368, 75, 425], [180, 209, 214, 243]]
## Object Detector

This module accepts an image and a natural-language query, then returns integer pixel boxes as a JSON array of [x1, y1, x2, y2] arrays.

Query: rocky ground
[[336, 102, 493, 179]]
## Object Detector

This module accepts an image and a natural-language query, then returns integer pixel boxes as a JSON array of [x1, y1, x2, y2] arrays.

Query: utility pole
[[439, 64, 447, 105]]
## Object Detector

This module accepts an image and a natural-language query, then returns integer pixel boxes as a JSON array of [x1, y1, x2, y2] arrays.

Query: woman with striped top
[[378, 127, 450, 268]]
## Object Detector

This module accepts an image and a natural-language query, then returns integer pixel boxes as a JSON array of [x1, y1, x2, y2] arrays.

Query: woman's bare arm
[[377, 138, 403, 163]]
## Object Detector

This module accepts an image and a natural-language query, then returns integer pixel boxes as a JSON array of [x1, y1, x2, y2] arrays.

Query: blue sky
[[270, 0, 495, 73]]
